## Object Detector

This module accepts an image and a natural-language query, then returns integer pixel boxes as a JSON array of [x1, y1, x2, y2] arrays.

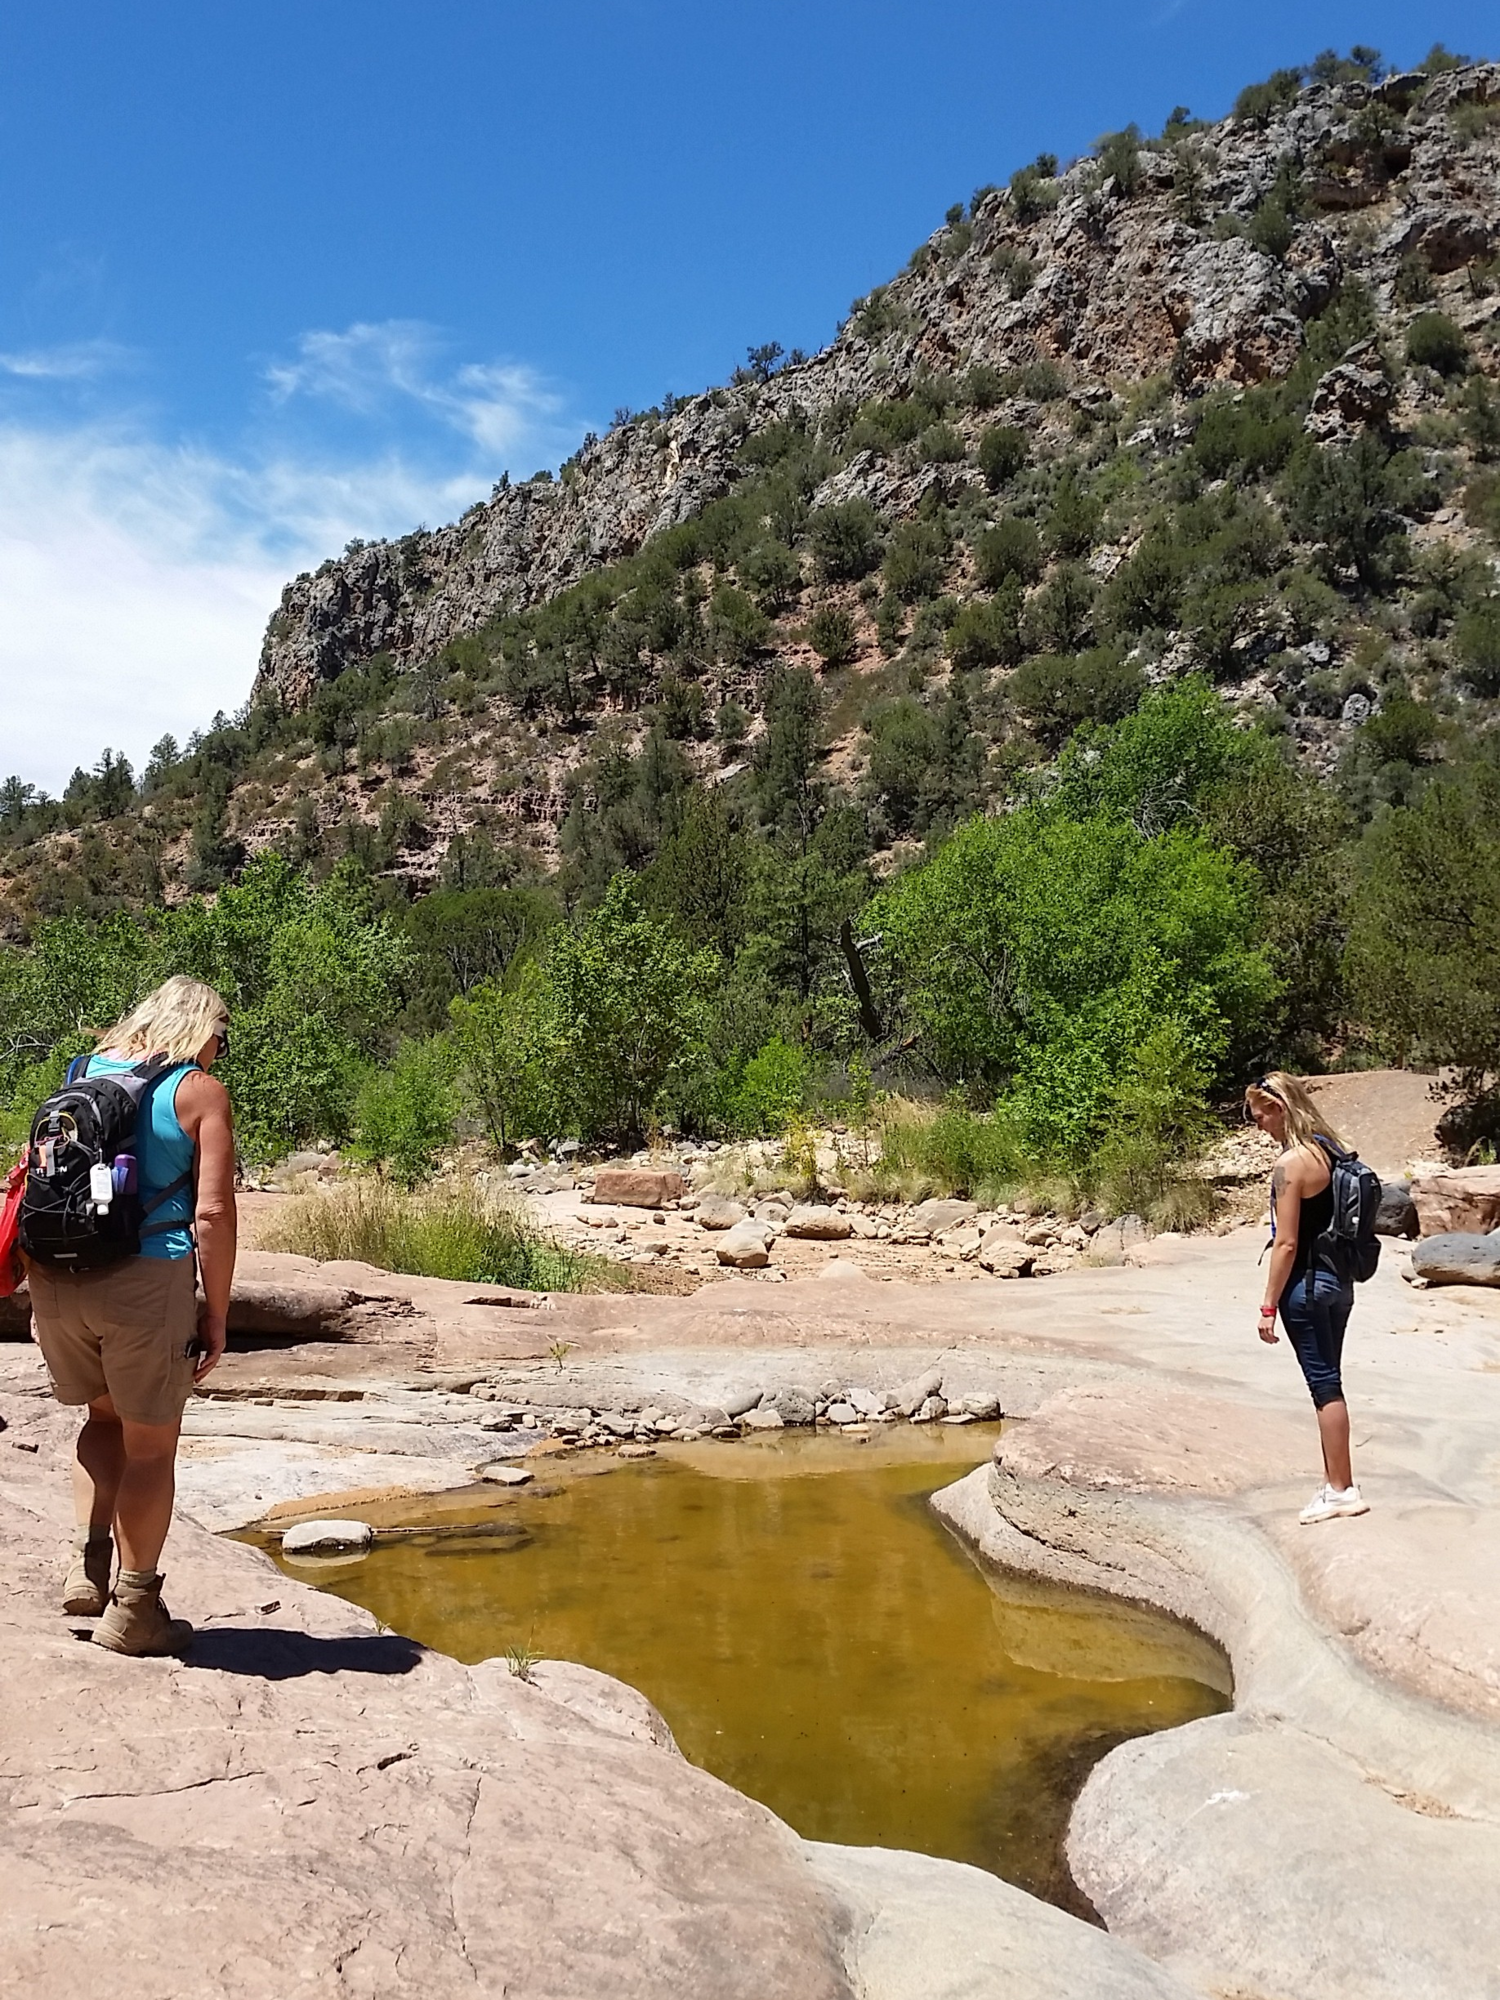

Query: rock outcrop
[[1410, 1165, 1500, 1236], [254, 66, 1500, 718]]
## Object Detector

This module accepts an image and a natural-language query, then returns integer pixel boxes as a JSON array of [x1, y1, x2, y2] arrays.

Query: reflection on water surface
[[253, 1426, 1228, 1913]]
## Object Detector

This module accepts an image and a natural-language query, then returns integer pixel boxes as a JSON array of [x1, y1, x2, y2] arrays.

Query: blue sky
[[1, 0, 1491, 791]]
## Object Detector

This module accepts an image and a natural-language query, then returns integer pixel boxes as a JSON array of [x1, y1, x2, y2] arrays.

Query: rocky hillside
[[3, 48, 1498, 915], [257, 58, 1496, 707]]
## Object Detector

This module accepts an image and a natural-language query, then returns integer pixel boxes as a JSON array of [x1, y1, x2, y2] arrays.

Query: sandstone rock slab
[[592, 1168, 686, 1209], [806, 1842, 1198, 2000], [1411, 1167, 1500, 1237]]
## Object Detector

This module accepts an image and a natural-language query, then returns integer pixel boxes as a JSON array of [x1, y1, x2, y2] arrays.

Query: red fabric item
[[0, 1156, 26, 1297]]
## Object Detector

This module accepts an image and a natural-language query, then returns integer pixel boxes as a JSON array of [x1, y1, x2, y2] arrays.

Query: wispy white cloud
[[266, 318, 572, 460], [0, 338, 133, 382], [0, 321, 587, 793]]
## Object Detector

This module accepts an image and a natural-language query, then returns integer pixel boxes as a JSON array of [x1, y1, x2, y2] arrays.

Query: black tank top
[[1297, 1181, 1334, 1269]]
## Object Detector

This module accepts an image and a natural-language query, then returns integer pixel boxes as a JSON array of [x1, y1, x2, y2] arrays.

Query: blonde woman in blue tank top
[[29, 975, 237, 1656]]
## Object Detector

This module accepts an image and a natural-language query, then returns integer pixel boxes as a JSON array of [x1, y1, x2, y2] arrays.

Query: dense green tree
[[546, 874, 720, 1142], [1345, 741, 1500, 1084]]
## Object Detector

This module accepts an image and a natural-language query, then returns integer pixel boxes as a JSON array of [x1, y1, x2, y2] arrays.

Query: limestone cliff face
[[255, 62, 1500, 712]]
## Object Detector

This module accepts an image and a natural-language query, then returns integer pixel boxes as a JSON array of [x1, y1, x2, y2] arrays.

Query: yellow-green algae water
[[256, 1427, 1229, 1913]]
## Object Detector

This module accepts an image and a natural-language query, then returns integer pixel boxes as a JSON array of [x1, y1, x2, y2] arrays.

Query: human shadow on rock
[[188, 1625, 426, 1680]]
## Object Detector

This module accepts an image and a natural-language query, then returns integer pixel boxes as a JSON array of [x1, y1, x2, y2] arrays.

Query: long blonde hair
[[1244, 1071, 1346, 1153], [99, 976, 228, 1065]]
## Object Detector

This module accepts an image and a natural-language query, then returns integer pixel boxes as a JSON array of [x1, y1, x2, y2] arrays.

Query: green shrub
[[1021, 563, 1098, 654], [809, 500, 885, 582], [728, 1035, 810, 1135], [1247, 198, 1294, 259], [1233, 67, 1304, 125], [963, 364, 1006, 411], [1095, 126, 1143, 195], [1345, 737, 1500, 1076], [1009, 159, 1061, 223], [1406, 312, 1468, 376], [921, 422, 968, 465], [709, 585, 770, 665], [807, 604, 859, 668], [946, 592, 1023, 671], [1460, 377, 1500, 463], [978, 425, 1028, 489], [869, 1098, 1023, 1200], [1009, 646, 1143, 746], [973, 516, 1043, 588], [883, 520, 950, 604], [449, 964, 560, 1153], [1088, 1023, 1218, 1227], [991, 246, 1036, 298], [741, 539, 802, 613], [352, 1036, 458, 1186], [871, 806, 1273, 1108], [1044, 472, 1102, 556], [1455, 599, 1500, 695], [1102, 533, 1183, 632], [1193, 394, 1300, 479], [261, 1180, 620, 1292], [547, 874, 720, 1143]]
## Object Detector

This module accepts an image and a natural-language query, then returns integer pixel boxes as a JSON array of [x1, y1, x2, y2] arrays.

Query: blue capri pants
[[1278, 1267, 1354, 1409]]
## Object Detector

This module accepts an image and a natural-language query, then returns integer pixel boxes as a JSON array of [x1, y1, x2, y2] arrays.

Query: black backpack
[[18, 1056, 193, 1273], [1313, 1137, 1383, 1284]]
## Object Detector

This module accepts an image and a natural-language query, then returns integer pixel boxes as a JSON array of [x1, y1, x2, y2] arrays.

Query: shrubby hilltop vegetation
[[3, 44, 1499, 1215]]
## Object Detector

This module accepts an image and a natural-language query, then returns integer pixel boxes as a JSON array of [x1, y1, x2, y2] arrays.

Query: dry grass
[[260, 1179, 625, 1293]]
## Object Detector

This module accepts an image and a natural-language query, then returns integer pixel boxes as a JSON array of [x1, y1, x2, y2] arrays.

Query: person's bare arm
[[1260, 1148, 1314, 1342], [175, 1071, 237, 1381]]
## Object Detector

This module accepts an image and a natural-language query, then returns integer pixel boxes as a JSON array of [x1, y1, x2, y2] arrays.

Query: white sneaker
[[1299, 1484, 1369, 1525]]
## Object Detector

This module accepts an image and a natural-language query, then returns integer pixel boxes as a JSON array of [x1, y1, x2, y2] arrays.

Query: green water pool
[[252, 1425, 1229, 1914]]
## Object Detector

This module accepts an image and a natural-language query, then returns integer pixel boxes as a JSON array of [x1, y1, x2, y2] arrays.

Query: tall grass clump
[[262, 1181, 624, 1293], [860, 1098, 1030, 1206]]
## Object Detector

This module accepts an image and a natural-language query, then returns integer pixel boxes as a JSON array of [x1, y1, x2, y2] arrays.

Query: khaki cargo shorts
[[29, 1255, 199, 1427]]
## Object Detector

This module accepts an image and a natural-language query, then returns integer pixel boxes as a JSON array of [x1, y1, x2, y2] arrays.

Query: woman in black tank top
[[1244, 1071, 1369, 1526]]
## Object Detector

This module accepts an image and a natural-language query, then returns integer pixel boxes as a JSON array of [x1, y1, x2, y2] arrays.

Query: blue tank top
[[85, 1053, 198, 1261]]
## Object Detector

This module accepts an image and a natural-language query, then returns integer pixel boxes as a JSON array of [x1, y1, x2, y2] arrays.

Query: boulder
[[716, 1221, 775, 1269], [1375, 1179, 1419, 1239], [977, 1227, 1034, 1279], [741, 1404, 785, 1431], [910, 1198, 979, 1236], [1411, 1168, 1500, 1238], [895, 1368, 943, 1418], [765, 1385, 817, 1426], [694, 1196, 748, 1231], [783, 1204, 853, 1240], [1410, 1234, 1500, 1288], [592, 1168, 686, 1209], [281, 1518, 374, 1556], [825, 1402, 861, 1426], [1304, 345, 1394, 441], [910, 1395, 948, 1424]]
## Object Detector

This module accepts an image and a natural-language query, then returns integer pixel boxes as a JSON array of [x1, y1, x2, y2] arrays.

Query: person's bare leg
[[72, 1395, 126, 1531], [1317, 1398, 1353, 1491], [113, 1417, 183, 1573]]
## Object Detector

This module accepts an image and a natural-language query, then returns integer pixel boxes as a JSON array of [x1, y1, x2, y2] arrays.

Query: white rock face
[[281, 1518, 374, 1556]]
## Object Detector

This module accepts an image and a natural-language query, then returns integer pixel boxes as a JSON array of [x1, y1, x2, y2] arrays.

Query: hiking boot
[[62, 1530, 114, 1616], [91, 1570, 193, 1657], [1299, 1484, 1370, 1525]]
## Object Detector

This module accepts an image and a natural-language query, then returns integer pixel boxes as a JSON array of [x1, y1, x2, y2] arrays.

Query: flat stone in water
[[281, 1518, 373, 1556]]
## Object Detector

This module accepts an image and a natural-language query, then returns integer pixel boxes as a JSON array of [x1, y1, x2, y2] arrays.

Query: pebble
[[618, 1443, 656, 1459]]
